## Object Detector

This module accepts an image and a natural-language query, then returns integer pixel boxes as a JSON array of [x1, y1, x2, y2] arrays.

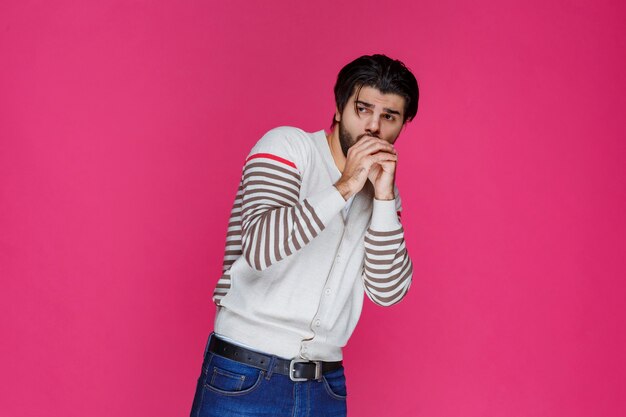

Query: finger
[[350, 136, 394, 151], [377, 160, 397, 172], [347, 137, 379, 154], [351, 140, 396, 157], [365, 152, 397, 168], [365, 138, 396, 154], [372, 152, 397, 162]]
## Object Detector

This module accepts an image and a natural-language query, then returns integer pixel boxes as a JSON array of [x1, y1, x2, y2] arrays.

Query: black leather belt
[[208, 336, 342, 381]]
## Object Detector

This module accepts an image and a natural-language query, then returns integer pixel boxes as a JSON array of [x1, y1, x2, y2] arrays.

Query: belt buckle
[[289, 359, 322, 382]]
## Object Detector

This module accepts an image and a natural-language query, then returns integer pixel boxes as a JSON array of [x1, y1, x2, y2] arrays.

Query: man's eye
[[357, 106, 368, 113], [383, 114, 395, 121]]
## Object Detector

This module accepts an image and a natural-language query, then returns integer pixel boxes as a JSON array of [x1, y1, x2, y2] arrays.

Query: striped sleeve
[[240, 153, 345, 271], [212, 182, 244, 305], [363, 198, 413, 306]]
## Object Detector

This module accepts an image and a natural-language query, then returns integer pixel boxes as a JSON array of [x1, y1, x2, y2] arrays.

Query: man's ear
[[334, 107, 341, 123]]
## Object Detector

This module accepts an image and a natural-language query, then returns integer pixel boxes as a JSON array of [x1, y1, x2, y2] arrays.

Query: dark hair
[[332, 54, 419, 127]]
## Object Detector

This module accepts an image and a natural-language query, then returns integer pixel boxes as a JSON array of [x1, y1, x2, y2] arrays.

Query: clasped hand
[[334, 137, 397, 201]]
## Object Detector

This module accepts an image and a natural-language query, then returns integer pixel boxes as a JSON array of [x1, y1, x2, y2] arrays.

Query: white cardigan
[[212, 126, 413, 361]]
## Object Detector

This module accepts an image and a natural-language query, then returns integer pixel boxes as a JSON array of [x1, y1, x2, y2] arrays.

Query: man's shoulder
[[248, 126, 320, 167], [258, 126, 316, 145]]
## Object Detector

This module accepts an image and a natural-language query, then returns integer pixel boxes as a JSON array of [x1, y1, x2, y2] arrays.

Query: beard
[[338, 121, 380, 157]]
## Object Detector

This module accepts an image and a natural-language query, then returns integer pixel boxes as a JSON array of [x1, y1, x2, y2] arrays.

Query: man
[[190, 54, 419, 416]]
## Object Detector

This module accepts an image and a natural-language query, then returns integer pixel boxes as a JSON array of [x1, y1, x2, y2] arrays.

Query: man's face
[[336, 86, 406, 156]]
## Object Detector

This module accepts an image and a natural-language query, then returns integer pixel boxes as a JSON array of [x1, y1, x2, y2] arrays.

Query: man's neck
[[326, 128, 346, 173]]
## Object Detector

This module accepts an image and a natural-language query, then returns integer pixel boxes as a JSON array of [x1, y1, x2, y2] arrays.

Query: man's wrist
[[374, 190, 395, 200], [334, 180, 355, 201]]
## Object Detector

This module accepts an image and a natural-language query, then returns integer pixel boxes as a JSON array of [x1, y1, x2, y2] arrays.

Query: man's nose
[[366, 115, 380, 135]]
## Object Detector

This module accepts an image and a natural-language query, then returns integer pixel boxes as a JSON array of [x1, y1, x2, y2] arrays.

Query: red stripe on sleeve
[[246, 153, 297, 169]]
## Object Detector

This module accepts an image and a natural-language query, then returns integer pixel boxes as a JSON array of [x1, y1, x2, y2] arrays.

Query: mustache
[[356, 133, 381, 141]]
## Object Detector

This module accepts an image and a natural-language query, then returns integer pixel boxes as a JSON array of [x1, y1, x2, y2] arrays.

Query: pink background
[[2, 1, 625, 416]]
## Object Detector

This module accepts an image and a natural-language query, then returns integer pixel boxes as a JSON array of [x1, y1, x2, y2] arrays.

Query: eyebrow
[[355, 100, 402, 116]]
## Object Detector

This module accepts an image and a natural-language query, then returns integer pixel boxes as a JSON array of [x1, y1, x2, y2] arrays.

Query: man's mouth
[[357, 133, 380, 141]]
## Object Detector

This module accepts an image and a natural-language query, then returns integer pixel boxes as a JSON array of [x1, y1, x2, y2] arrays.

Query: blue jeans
[[189, 335, 348, 416]]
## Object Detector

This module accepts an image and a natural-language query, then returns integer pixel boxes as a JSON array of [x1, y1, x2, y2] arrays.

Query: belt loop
[[204, 332, 215, 357], [265, 355, 277, 380]]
